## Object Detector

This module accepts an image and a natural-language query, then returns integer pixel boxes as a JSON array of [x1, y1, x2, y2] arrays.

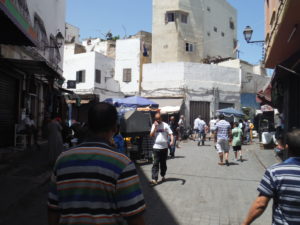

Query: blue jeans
[[168, 136, 177, 157], [198, 130, 206, 145]]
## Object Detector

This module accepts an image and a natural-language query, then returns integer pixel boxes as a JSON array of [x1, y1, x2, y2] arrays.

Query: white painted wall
[[27, 0, 66, 70], [65, 23, 80, 43], [63, 52, 123, 101], [115, 38, 141, 95], [218, 59, 271, 94], [142, 62, 241, 124]]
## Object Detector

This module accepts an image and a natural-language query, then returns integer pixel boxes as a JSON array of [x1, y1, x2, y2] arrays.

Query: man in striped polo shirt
[[48, 103, 146, 225], [243, 129, 300, 225]]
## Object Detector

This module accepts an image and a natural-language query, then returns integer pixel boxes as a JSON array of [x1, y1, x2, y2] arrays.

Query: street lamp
[[243, 26, 264, 44], [243, 26, 265, 62], [45, 31, 64, 49]]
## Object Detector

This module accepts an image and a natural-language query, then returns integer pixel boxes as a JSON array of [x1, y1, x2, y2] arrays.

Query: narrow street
[[0, 140, 278, 225], [139, 140, 278, 225]]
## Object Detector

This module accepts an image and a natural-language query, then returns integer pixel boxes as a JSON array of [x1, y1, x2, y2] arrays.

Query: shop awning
[[150, 98, 183, 114], [256, 83, 272, 105], [0, 58, 63, 80], [0, 0, 37, 46]]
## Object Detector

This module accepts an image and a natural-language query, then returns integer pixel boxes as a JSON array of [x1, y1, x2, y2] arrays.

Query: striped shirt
[[216, 120, 231, 140], [258, 157, 300, 225], [48, 139, 146, 225]]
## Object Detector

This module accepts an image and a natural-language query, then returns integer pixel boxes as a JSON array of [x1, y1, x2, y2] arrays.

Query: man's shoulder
[[59, 142, 131, 166]]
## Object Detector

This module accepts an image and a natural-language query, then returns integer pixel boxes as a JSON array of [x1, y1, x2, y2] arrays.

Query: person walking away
[[215, 114, 232, 166], [178, 115, 185, 144], [197, 116, 207, 146], [249, 120, 254, 144], [47, 115, 64, 166], [150, 113, 174, 185], [193, 116, 201, 141], [242, 129, 300, 225], [232, 122, 243, 162], [48, 103, 146, 225], [244, 120, 250, 144], [169, 116, 178, 158], [209, 117, 217, 141]]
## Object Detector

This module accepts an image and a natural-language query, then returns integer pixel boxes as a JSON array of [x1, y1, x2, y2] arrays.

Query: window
[[181, 14, 188, 24], [230, 18, 235, 30], [76, 70, 86, 83], [185, 43, 194, 52], [207, 32, 211, 36], [167, 12, 175, 22], [123, 69, 132, 82], [214, 27, 218, 32], [221, 32, 225, 37], [49, 36, 55, 63], [95, 70, 101, 83], [207, 6, 211, 12], [233, 39, 238, 49], [34, 13, 48, 49]]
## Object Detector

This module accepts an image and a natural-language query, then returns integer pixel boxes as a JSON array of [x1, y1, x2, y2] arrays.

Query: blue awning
[[217, 108, 245, 118]]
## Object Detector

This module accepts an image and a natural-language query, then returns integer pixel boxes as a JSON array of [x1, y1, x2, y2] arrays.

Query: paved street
[[139, 140, 279, 225], [0, 140, 279, 225]]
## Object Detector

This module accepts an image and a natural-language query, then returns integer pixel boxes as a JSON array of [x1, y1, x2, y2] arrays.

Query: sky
[[66, 0, 265, 65]]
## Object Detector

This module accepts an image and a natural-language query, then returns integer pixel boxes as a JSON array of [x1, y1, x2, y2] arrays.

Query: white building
[[152, 0, 237, 63], [65, 23, 80, 44], [142, 61, 270, 125], [63, 43, 124, 102], [82, 38, 116, 59], [0, 0, 66, 147], [114, 31, 152, 96]]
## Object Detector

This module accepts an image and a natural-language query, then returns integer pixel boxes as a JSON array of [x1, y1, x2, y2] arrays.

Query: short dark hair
[[219, 114, 225, 120], [234, 122, 239, 127], [286, 129, 300, 155], [88, 103, 118, 133]]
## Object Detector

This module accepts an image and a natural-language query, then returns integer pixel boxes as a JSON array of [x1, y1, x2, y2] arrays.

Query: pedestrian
[[242, 129, 300, 225], [47, 114, 64, 166], [169, 116, 178, 158], [48, 103, 146, 225], [197, 116, 207, 146], [24, 113, 38, 146], [178, 115, 185, 143], [193, 116, 201, 141], [232, 122, 243, 162], [215, 114, 232, 166], [150, 113, 174, 185], [244, 119, 250, 144], [113, 125, 125, 155], [209, 117, 217, 141], [249, 120, 254, 144]]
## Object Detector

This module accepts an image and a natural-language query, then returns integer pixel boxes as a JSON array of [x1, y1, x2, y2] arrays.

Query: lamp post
[[45, 31, 64, 49], [243, 26, 265, 61]]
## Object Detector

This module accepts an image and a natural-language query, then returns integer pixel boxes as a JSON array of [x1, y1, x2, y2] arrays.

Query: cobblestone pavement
[[139, 140, 279, 225]]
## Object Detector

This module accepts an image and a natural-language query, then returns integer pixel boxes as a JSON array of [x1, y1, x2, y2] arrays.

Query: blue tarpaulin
[[104, 96, 159, 108], [217, 108, 245, 118], [118, 96, 159, 108]]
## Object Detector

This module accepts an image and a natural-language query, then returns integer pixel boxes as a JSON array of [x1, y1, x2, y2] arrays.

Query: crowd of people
[[47, 103, 300, 225]]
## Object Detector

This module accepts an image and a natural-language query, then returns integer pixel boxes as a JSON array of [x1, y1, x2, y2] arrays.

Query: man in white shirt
[[193, 116, 201, 141], [150, 113, 174, 185], [209, 117, 217, 141], [197, 116, 207, 146]]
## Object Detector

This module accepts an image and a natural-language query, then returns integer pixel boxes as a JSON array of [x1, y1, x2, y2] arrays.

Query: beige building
[[152, 0, 237, 63]]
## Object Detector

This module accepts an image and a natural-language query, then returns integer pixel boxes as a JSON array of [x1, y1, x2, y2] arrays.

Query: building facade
[[152, 0, 237, 63], [0, 0, 66, 148], [263, 0, 300, 132], [114, 31, 152, 96], [63, 43, 124, 102]]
